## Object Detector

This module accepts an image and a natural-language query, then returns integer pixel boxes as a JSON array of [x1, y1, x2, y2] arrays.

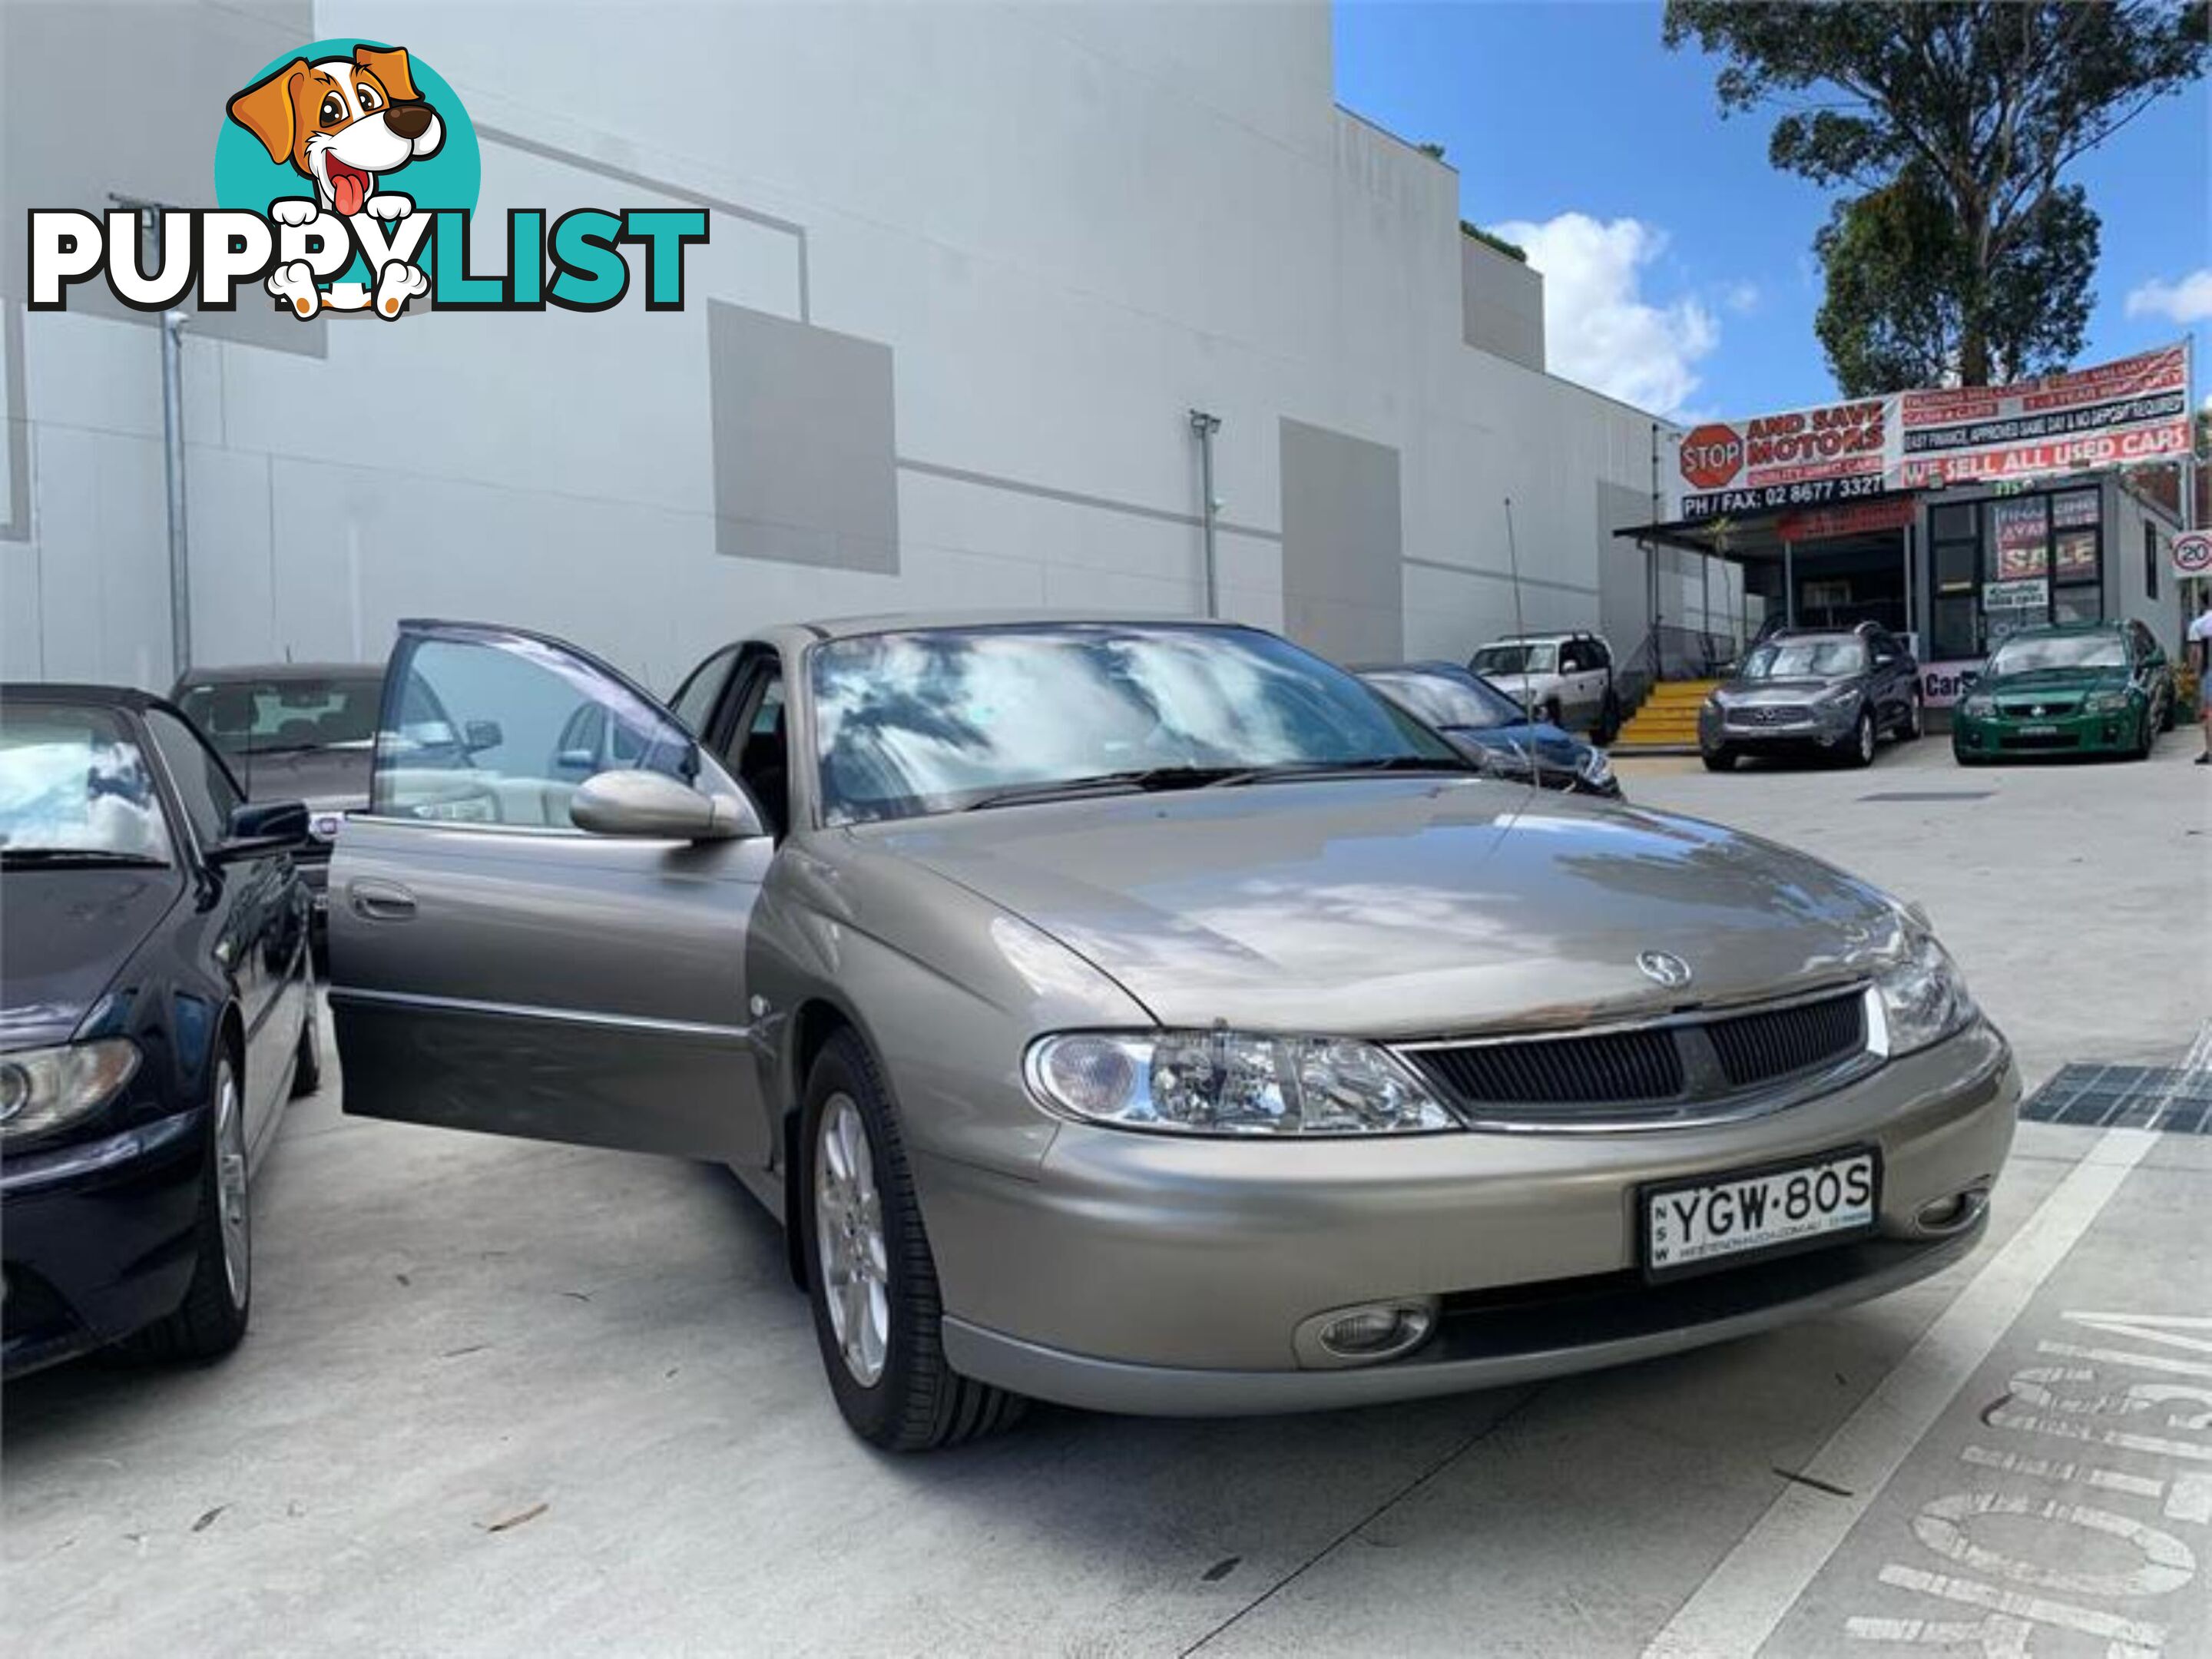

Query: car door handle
[[349, 879, 417, 921]]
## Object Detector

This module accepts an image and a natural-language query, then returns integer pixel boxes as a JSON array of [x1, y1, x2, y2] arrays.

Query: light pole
[[114, 195, 192, 681], [1190, 408, 1221, 618]]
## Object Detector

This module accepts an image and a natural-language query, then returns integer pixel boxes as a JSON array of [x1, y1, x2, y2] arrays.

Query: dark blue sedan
[[1357, 661, 1622, 799], [2, 685, 317, 1376]]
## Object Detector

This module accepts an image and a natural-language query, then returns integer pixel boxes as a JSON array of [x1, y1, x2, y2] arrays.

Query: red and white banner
[[1896, 343, 2193, 488], [1672, 399, 1892, 522], [1665, 341, 2194, 524]]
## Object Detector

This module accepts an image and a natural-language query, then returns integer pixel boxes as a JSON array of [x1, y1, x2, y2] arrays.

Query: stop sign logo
[[1680, 423, 1743, 492]]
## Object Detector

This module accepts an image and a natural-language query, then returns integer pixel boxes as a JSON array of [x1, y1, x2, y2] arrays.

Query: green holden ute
[[1952, 621, 2176, 764]]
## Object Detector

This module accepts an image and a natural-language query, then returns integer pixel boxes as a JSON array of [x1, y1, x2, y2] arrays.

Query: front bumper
[[1952, 706, 2138, 757], [2, 1108, 207, 1376], [1700, 704, 1858, 753], [919, 1020, 2017, 1414]]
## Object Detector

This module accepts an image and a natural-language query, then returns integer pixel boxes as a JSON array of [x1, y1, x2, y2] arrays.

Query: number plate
[[1642, 1147, 1879, 1279], [2018, 723, 2060, 737]]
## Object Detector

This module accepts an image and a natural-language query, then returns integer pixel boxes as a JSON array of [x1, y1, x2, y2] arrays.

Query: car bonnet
[[863, 776, 1901, 1038]]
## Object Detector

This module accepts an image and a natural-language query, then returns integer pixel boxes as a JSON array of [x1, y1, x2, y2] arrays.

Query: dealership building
[[1, 1, 1753, 698]]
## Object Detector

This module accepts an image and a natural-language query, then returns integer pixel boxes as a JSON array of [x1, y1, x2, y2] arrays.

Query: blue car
[[1357, 661, 1621, 799], [2, 685, 317, 1377]]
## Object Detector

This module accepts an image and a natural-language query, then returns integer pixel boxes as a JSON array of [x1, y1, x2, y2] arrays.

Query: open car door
[[327, 621, 773, 1164]]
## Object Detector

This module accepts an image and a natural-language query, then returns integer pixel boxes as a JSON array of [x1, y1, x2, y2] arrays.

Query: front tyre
[[119, 1051, 250, 1364], [801, 1030, 1024, 1451], [1902, 695, 1924, 741], [1701, 747, 1736, 773], [1847, 707, 1876, 768]]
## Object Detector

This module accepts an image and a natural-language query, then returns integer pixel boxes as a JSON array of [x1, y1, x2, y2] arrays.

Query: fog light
[[1296, 1297, 1439, 1368], [1915, 1184, 1989, 1236]]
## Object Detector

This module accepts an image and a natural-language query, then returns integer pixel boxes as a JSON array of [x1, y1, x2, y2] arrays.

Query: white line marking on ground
[[1644, 1124, 2161, 1658]]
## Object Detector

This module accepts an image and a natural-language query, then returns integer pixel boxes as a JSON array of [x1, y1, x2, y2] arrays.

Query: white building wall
[[0, 0, 1727, 695]]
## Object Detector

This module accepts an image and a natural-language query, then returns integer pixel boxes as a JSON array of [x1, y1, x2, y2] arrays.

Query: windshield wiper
[[1240, 755, 1477, 783], [962, 765, 1284, 812], [0, 848, 169, 869]]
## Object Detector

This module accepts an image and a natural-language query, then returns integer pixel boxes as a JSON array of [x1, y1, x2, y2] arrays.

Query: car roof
[[1349, 661, 1471, 677], [1482, 631, 1599, 644], [1755, 631, 1862, 646], [787, 610, 1262, 643], [1995, 620, 2121, 637], [2, 681, 167, 711], [174, 661, 382, 683]]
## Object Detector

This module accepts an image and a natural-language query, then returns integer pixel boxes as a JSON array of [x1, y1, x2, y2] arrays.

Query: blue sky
[[1334, 0, 2211, 420]]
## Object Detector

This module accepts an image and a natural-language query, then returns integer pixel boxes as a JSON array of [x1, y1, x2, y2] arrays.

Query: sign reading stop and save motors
[[1677, 400, 1890, 521]]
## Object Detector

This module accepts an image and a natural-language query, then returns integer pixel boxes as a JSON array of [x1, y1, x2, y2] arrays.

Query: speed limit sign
[[2176, 530, 2212, 578]]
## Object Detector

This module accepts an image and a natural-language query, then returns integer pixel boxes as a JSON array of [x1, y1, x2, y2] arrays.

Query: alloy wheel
[[814, 1092, 889, 1387], [214, 1062, 250, 1310]]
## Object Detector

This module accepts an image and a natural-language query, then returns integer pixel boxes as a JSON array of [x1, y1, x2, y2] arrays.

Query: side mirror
[[208, 799, 310, 864], [569, 769, 762, 841], [463, 718, 504, 754]]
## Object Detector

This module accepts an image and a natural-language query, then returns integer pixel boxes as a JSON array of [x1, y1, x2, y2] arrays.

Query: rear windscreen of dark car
[[175, 677, 382, 760]]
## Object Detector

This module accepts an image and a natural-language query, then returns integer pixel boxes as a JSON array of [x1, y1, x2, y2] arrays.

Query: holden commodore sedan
[[329, 616, 2018, 1450]]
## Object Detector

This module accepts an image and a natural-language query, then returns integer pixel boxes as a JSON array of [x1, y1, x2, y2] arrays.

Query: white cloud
[[1494, 213, 1720, 416], [2126, 269, 2212, 325], [1721, 281, 1761, 315]]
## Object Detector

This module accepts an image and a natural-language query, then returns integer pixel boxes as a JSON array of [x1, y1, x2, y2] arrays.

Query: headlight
[[0, 1039, 141, 1142], [1578, 748, 1614, 786], [1813, 684, 1859, 706], [1960, 694, 1995, 717], [1873, 935, 1977, 1059], [1025, 1031, 1457, 1135], [2082, 689, 2129, 713]]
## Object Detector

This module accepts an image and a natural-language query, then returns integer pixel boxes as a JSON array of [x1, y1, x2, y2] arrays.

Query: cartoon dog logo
[[227, 45, 442, 318]]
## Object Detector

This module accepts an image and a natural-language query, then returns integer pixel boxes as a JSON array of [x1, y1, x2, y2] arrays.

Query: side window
[[144, 707, 244, 847], [373, 632, 697, 831], [1558, 643, 1585, 674], [669, 644, 740, 737], [1585, 638, 1611, 671], [718, 659, 790, 838]]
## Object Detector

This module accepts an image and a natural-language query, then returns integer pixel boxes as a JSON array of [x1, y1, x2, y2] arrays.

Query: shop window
[[1931, 594, 1979, 660], [2052, 587, 2104, 627], [2052, 491, 2099, 584], [1989, 497, 2050, 581], [1931, 503, 1976, 543]]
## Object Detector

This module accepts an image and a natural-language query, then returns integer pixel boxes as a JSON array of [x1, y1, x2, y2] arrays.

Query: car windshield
[[174, 674, 382, 759], [1470, 642, 1556, 676], [1363, 667, 1527, 731], [1987, 634, 2127, 674], [1740, 640, 1866, 680], [0, 706, 173, 864], [810, 624, 1462, 824]]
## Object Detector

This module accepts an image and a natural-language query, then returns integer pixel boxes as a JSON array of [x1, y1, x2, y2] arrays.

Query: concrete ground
[[5, 735, 2209, 1657]]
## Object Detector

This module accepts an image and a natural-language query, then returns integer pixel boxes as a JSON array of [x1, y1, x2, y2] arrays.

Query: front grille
[[1707, 993, 1866, 1088], [1412, 1027, 1683, 1105], [1401, 988, 1871, 1128], [1730, 704, 1810, 727], [1997, 699, 2079, 718]]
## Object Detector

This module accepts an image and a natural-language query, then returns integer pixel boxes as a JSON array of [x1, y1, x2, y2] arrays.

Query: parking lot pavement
[[5, 737, 2207, 1657]]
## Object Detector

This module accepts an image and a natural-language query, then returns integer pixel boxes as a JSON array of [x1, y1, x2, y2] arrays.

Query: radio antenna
[[1502, 497, 1535, 724]]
